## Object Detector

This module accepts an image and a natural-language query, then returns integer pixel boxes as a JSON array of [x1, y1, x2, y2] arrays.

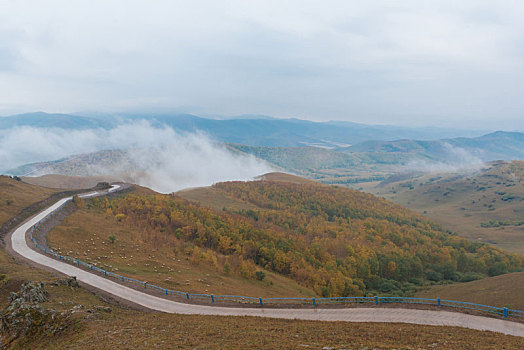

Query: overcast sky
[[0, 1, 523, 129]]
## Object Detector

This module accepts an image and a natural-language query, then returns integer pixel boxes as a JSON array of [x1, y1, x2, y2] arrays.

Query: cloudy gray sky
[[0, 0, 523, 129]]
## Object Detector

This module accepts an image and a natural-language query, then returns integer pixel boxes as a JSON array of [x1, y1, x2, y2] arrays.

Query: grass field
[[7, 281, 520, 349], [0, 176, 58, 228], [361, 161, 524, 254], [0, 176, 60, 308], [177, 172, 319, 211], [3, 175, 524, 348], [47, 309, 524, 349], [416, 271, 524, 310], [47, 206, 317, 298], [22, 174, 118, 189]]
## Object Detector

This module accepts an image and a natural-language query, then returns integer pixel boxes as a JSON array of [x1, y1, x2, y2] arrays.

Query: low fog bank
[[403, 142, 485, 174], [0, 121, 273, 192]]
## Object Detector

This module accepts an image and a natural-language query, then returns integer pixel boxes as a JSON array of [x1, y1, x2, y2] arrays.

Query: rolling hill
[[65, 175, 524, 298], [362, 161, 524, 254], [416, 271, 524, 310], [2, 173, 524, 348], [339, 131, 524, 162]]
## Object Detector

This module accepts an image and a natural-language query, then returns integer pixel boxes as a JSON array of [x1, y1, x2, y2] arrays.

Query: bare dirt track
[[7, 187, 524, 338]]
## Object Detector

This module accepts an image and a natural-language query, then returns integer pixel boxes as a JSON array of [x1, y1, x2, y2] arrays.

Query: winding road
[[7, 185, 524, 337]]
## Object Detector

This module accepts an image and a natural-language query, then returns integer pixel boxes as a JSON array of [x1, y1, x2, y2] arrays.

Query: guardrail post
[[312, 298, 316, 307], [437, 298, 441, 307], [374, 295, 378, 305], [59, 256, 62, 260], [144, 282, 147, 289], [166, 289, 169, 295], [186, 293, 190, 300], [211, 295, 215, 303], [90, 265, 93, 270], [121, 276, 125, 282], [104, 270, 107, 276], [77, 259, 80, 266], [259, 297, 264, 306], [504, 307, 508, 318]]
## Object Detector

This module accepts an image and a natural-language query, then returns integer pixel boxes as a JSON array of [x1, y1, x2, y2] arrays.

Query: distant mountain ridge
[[0, 112, 489, 147], [338, 131, 524, 161], [0, 112, 108, 129], [9, 130, 524, 187]]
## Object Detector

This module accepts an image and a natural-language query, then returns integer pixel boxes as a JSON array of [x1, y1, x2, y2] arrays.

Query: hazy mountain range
[[4, 112, 524, 188], [0, 112, 490, 147]]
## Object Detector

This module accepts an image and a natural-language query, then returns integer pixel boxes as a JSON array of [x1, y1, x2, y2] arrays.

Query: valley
[[3, 2, 524, 347]]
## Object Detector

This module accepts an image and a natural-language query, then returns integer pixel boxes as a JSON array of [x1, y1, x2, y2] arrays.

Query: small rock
[[94, 306, 112, 313]]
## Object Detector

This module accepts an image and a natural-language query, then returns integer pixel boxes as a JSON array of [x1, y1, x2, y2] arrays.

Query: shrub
[[108, 235, 116, 244], [425, 270, 443, 282], [0, 273, 8, 286], [321, 286, 331, 297], [223, 261, 231, 275], [378, 279, 400, 294], [255, 271, 266, 281], [460, 272, 484, 282], [488, 262, 508, 276]]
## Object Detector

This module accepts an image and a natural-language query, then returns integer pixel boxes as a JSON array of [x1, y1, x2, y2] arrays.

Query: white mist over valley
[[0, 121, 273, 192]]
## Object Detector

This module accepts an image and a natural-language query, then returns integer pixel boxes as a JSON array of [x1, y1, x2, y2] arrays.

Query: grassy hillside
[[76, 178, 524, 298], [365, 161, 524, 254], [0, 176, 58, 228], [22, 174, 118, 189], [11, 281, 524, 349], [177, 172, 316, 211], [39, 311, 524, 349], [0, 177, 62, 308], [1, 174, 523, 349], [8, 149, 134, 178], [48, 205, 316, 298], [416, 271, 524, 310]]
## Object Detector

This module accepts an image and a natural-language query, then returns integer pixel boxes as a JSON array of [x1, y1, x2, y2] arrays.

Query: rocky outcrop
[[46, 276, 80, 288], [0, 280, 73, 349]]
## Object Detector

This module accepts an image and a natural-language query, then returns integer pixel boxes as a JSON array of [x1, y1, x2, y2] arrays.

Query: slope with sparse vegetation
[[62, 176, 524, 299], [1, 176, 524, 348], [364, 161, 524, 254]]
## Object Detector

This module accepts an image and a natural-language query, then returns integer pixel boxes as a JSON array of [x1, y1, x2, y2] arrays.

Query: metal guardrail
[[29, 198, 524, 319]]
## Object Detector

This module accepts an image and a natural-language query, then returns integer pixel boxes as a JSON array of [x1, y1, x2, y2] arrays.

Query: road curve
[[8, 188, 524, 338]]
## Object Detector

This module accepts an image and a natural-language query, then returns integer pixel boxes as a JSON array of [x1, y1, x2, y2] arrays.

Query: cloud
[[0, 121, 273, 192], [404, 142, 484, 173], [0, 1, 524, 128]]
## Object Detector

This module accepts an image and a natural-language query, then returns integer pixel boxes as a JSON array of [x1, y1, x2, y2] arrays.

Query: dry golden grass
[[0, 177, 63, 308], [366, 162, 524, 254], [257, 172, 320, 185], [41, 309, 524, 349], [47, 207, 316, 298], [0, 176, 58, 227], [417, 271, 524, 310], [176, 186, 260, 212], [2, 175, 524, 349], [10, 281, 524, 349], [22, 174, 119, 189], [177, 172, 320, 212]]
